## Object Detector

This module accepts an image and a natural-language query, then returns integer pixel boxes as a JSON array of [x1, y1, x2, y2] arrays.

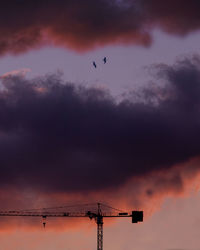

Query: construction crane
[[0, 202, 143, 250]]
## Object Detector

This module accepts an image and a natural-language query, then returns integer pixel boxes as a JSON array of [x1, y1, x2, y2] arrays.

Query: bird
[[93, 61, 97, 68], [103, 57, 107, 64]]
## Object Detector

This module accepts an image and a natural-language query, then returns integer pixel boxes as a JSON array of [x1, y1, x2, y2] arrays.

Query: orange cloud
[[0, 69, 31, 79], [0, 0, 200, 55]]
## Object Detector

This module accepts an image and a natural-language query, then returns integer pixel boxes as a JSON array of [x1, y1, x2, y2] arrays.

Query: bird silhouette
[[93, 61, 97, 68], [103, 57, 107, 64]]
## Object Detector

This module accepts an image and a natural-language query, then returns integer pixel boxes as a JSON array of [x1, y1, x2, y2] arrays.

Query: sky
[[1, 0, 200, 249]]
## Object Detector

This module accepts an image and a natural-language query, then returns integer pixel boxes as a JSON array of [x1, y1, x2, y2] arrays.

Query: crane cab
[[132, 211, 143, 223]]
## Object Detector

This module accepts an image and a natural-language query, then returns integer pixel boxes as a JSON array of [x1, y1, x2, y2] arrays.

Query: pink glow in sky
[[1, 1, 200, 249], [0, 30, 199, 249]]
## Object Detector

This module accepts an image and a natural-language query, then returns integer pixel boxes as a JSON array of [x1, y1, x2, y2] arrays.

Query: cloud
[[144, 0, 200, 35], [0, 0, 200, 54], [0, 68, 31, 79], [0, 55, 200, 206]]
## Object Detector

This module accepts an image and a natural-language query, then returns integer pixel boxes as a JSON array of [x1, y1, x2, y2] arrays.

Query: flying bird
[[103, 57, 107, 64], [93, 61, 97, 68]]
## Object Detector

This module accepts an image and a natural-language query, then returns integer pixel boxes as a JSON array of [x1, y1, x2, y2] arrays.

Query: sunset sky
[[1, 0, 200, 249]]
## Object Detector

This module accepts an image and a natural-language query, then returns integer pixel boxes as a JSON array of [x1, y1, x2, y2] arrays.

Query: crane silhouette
[[0, 202, 143, 250]]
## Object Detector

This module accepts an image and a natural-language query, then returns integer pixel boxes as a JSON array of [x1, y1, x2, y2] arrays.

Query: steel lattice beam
[[97, 215, 103, 250]]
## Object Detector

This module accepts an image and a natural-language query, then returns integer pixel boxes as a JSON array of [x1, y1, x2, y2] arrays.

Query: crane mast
[[0, 202, 143, 250], [97, 203, 103, 250]]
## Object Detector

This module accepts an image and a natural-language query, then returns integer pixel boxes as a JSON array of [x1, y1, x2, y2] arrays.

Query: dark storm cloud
[[0, 0, 200, 54], [0, 55, 200, 192], [143, 0, 200, 35]]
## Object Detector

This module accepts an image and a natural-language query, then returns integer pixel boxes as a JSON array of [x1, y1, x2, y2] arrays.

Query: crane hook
[[42, 215, 47, 229]]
